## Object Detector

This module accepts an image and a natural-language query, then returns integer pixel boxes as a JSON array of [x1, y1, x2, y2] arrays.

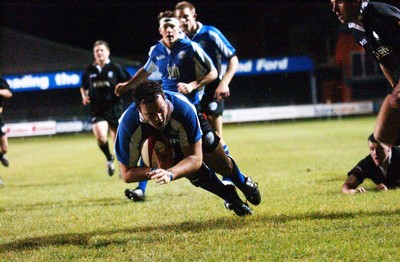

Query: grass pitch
[[1, 116, 400, 261]]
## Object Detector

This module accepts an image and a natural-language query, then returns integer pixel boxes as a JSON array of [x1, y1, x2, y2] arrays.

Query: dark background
[[2, 1, 399, 62], [1, 1, 399, 122]]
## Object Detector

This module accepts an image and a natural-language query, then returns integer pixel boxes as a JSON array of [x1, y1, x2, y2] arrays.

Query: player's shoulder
[[119, 103, 140, 127], [0, 78, 10, 89], [367, 2, 400, 17], [165, 91, 196, 112], [107, 61, 126, 71], [149, 42, 163, 53], [176, 38, 193, 47], [391, 146, 400, 157], [201, 24, 220, 33], [83, 63, 96, 71]]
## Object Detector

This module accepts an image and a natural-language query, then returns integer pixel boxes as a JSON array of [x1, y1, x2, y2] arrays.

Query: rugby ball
[[140, 134, 175, 169]]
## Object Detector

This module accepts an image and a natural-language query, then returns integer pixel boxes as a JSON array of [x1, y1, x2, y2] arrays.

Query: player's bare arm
[[341, 174, 365, 194], [177, 68, 217, 95], [115, 67, 151, 96], [80, 87, 90, 105], [215, 55, 238, 101], [149, 140, 203, 184], [119, 162, 155, 183]]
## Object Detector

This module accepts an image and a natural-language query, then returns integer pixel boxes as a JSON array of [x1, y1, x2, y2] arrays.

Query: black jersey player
[[331, 0, 400, 146], [80, 40, 131, 176]]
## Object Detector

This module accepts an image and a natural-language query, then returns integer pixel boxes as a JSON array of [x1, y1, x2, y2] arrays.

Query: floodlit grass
[[1, 116, 400, 261]]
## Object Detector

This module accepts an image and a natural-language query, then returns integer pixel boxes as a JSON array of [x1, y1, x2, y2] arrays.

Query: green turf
[[1, 116, 400, 261]]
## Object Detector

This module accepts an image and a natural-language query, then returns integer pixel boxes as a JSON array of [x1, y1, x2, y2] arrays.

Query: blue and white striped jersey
[[143, 38, 215, 105], [115, 91, 202, 168], [188, 22, 236, 78]]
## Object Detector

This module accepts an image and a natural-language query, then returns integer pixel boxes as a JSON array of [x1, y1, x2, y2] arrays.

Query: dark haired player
[[115, 80, 252, 216], [80, 40, 131, 176], [331, 0, 400, 146], [115, 11, 261, 208], [0, 78, 12, 185], [342, 133, 400, 194]]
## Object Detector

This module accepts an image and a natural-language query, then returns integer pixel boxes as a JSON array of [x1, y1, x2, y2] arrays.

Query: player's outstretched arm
[[115, 67, 151, 96], [341, 175, 366, 194], [119, 161, 154, 183], [148, 140, 203, 184]]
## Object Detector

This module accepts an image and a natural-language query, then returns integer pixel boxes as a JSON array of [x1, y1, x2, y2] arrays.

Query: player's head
[[133, 80, 169, 130], [175, 1, 197, 34], [93, 40, 110, 65], [368, 133, 390, 166], [158, 10, 181, 46], [330, 0, 363, 24]]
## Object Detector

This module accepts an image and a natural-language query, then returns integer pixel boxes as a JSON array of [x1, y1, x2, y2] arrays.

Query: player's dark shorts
[[0, 113, 5, 137], [200, 79, 224, 116], [91, 103, 123, 129]]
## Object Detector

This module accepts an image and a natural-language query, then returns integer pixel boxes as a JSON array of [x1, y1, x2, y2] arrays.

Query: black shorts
[[0, 113, 5, 137], [201, 79, 224, 116], [91, 103, 123, 129]]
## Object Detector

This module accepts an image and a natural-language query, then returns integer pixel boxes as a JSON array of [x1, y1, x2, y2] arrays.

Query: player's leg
[[198, 111, 261, 206], [207, 114, 229, 153], [92, 120, 115, 176], [0, 134, 9, 167], [187, 164, 252, 216], [0, 117, 9, 167], [374, 93, 400, 145]]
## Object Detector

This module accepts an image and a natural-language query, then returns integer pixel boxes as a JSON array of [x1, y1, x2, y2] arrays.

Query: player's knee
[[202, 131, 220, 153], [119, 171, 130, 183]]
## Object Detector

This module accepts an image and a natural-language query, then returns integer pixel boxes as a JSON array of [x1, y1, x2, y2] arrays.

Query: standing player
[[115, 80, 252, 216], [115, 11, 261, 208], [80, 40, 131, 176], [0, 78, 12, 186], [330, 0, 400, 146], [175, 1, 239, 156]]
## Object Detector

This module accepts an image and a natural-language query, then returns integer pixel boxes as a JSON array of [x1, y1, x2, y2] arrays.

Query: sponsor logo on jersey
[[93, 81, 111, 88], [359, 38, 367, 46], [167, 64, 180, 79], [373, 46, 392, 61], [156, 55, 166, 61]]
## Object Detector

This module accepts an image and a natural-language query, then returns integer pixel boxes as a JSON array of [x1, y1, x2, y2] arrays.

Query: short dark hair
[[368, 133, 378, 143], [132, 80, 164, 105], [157, 10, 175, 21]]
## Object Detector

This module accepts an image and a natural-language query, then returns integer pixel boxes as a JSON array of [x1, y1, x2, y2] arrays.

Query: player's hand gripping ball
[[140, 134, 175, 169]]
